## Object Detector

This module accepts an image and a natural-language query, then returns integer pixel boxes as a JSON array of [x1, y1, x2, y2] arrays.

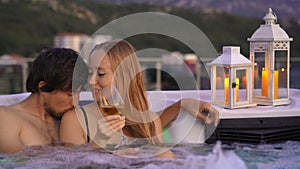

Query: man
[[0, 47, 89, 153]]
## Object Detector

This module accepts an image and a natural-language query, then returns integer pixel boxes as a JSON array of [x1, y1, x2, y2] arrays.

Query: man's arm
[[0, 108, 23, 153]]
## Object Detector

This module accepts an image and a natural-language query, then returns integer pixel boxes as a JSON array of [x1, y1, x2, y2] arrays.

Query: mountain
[[93, 0, 300, 24], [0, 0, 299, 58]]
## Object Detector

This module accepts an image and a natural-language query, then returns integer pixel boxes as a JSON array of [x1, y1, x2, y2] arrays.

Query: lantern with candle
[[207, 46, 256, 109], [248, 8, 292, 106]]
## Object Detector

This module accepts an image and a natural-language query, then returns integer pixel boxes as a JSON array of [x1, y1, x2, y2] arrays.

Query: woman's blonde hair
[[92, 39, 158, 144]]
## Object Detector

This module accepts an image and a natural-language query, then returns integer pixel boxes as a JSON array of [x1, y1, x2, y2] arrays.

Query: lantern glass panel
[[275, 51, 288, 98], [253, 52, 266, 97], [215, 66, 227, 104], [235, 69, 248, 103]]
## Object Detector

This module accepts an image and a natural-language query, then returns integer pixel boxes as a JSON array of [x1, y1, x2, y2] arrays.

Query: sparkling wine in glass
[[99, 86, 124, 116], [98, 86, 137, 149]]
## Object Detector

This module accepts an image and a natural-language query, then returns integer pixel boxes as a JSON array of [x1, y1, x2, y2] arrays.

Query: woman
[[60, 40, 218, 156]]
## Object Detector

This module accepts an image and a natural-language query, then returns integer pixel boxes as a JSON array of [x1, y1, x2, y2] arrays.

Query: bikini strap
[[79, 106, 90, 143]]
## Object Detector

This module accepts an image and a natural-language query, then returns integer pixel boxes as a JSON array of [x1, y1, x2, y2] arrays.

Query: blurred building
[[0, 54, 28, 94], [83, 34, 112, 62], [184, 53, 198, 74], [160, 52, 202, 90], [54, 32, 89, 53], [54, 32, 112, 61]]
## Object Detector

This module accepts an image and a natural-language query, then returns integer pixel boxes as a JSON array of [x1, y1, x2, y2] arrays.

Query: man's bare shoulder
[[0, 105, 32, 153], [0, 106, 16, 117], [0, 106, 22, 139], [0, 106, 27, 123]]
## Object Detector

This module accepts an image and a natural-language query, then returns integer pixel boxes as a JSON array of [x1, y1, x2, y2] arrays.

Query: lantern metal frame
[[248, 8, 293, 106], [208, 46, 256, 109]]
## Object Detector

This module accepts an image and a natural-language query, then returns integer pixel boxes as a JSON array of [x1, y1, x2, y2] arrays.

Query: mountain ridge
[[0, 0, 299, 58], [93, 0, 300, 24]]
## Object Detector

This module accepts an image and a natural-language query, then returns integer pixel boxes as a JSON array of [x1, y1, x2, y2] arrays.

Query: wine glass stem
[[114, 135, 127, 149]]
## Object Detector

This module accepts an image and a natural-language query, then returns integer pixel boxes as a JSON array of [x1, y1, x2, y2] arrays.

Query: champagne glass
[[99, 86, 136, 125], [99, 86, 137, 127], [98, 86, 136, 149], [99, 86, 124, 116]]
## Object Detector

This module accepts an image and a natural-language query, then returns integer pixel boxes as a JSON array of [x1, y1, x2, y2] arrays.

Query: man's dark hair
[[26, 47, 89, 93]]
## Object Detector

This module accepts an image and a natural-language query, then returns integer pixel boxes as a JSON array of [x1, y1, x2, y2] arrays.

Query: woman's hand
[[92, 115, 125, 148], [97, 115, 125, 138], [181, 98, 219, 126]]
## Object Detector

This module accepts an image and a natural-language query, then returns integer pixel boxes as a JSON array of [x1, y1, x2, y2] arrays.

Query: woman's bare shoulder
[[80, 102, 101, 117], [62, 108, 78, 121], [81, 102, 99, 111]]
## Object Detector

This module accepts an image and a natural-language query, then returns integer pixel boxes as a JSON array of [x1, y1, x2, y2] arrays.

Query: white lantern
[[208, 46, 256, 109], [248, 8, 293, 106]]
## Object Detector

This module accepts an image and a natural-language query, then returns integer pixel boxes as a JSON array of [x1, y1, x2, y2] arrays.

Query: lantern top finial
[[263, 8, 277, 25], [248, 8, 292, 42]]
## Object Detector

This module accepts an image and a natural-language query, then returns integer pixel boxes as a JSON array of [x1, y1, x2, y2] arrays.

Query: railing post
[[156, 62, 162, 90], [196, 62, 201, 90]]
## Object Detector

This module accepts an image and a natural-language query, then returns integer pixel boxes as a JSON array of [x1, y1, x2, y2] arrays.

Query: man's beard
[[43, 103, 74, 120]]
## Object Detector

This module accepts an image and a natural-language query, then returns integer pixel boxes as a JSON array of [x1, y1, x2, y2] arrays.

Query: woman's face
[[88, 49, 114, 100]]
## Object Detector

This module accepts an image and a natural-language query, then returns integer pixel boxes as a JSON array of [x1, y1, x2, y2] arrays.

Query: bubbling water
[[1, 141, 300, 169]]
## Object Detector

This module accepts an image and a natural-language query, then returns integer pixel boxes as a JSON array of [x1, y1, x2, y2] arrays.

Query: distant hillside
[[94, 0, 300, 24], [0, 0, 299, 58]]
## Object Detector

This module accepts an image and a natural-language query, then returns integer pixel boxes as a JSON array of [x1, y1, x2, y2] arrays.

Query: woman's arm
[[157, 101, 181, 128], [158, 99, 219, 128], [152, 114, 164, 143], [181, 98, 219, 126]]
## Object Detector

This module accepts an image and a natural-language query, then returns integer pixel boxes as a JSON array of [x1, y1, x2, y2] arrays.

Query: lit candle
[[242, 76, 247, 89], [262, 68, 268, 97], [224, 77, 229, 104], [278, 67, 286, 94], [254, 67, 259, 88], [261, 68, 279, 99], [216, 76, 221, 89], [236, 78, 239, 102], [224, 77, 239, 104], [274, 70, 278, 99]]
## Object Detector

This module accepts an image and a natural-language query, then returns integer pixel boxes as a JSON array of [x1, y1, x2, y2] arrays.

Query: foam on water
[[235, 141, 300, 169], [1, 141, 300, 169]]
